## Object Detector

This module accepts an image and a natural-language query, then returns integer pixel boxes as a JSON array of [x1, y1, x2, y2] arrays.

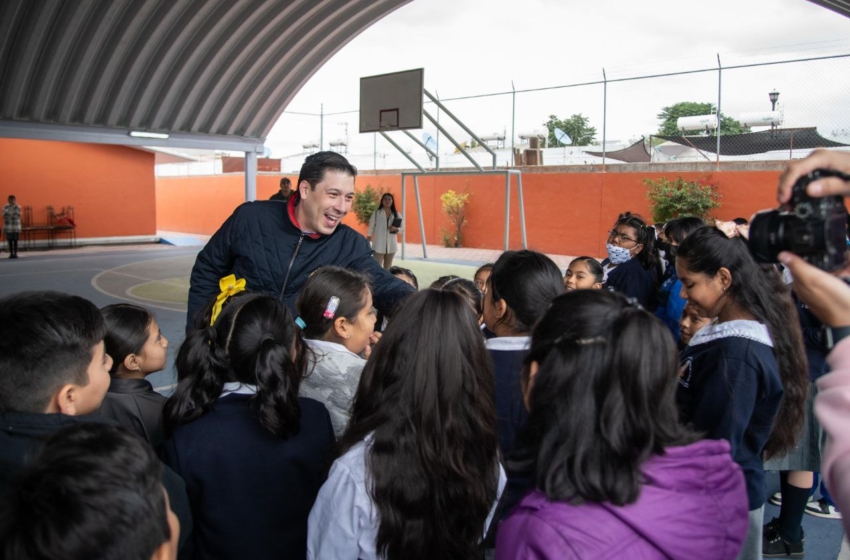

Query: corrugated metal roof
[[806, 0, 850, 18], [0, 0, 411, 149]]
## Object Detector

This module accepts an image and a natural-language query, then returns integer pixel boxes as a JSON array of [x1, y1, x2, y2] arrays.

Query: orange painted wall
[[156, 169, 783, 258], [0, 139, 156, 237]]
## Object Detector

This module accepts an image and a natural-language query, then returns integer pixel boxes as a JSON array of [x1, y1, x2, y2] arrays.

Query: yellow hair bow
[[210, 275, 246, 325]]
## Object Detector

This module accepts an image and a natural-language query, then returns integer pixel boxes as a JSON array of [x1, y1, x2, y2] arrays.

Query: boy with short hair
[[0, 422, 180, 560], [0, 291, 192, 552]]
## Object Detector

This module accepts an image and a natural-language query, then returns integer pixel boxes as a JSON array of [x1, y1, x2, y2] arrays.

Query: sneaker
[[769, 492, 816, 507], [804, 497, 842, 519], [762, 518, 804, 558]]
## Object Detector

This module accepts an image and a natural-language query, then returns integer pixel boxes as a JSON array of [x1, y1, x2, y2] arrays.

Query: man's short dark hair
[[0, 423, 171, 560], [297, 151, 357, 191], [280, 177, 292, 189], [0, 291, 106, 413]]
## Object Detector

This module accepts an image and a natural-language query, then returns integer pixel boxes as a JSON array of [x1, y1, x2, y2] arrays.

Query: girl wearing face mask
[[655, 216, 704, 339], [602, 214, 660, 311]]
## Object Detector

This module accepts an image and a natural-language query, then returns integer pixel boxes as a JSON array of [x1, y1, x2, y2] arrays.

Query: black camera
[[748, 169, 849, 272]]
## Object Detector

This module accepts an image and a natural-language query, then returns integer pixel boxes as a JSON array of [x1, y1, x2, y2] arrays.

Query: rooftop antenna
[[554, 127, 571, 163]]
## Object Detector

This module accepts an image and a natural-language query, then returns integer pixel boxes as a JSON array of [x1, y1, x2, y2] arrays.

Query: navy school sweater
[[486, 337, 530, 459], [162, 395, 335, 560], [677, 320, 783, 510], [603, 256, 658, 312]]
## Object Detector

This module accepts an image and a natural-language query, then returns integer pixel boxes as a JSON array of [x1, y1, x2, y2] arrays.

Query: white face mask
[[606, 243, 632, 265]]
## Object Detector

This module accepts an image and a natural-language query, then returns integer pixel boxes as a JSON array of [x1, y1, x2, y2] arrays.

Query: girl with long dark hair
[[296, 266, 376, 438], [496, 290, 749, 559], [483, 250, 564, 457], [367, 193, 402, 269], [602, 212, 660, 310], [162, 292, 334, 560], [95, 304, 169, 447], [675, 226, 808, 560], [655, 216, 705, 339], [307, 289, 505, 560]]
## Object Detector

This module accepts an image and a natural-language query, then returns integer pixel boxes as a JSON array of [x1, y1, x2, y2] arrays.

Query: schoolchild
[[0, 291, 193, 553], [678, 300, 711, 350], [442, 277, 484, 323], [495, 290, 749, 559], [0, 423, 181, 560], [675, 226, 808, 560], [603, 213, 660, 311], [307, 289, 505, 559], [563, 256, 603, 291], [387, 265, 418, 290], [93, 304, 169, 447], [654, 217, 704, 339], [474, 262, 494, 292], [483, 250, 564, 458], [296, 266, 377, 438], [162, 290, 334, 560]]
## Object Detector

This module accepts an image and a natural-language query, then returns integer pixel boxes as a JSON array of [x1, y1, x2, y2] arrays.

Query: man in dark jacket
[[270, 177, 293, 201], [187, 152, 415, 329]]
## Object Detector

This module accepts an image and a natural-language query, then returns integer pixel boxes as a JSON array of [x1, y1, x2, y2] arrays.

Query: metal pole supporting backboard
[[245, 151, 257, 201], [400, 170, 526, 258]]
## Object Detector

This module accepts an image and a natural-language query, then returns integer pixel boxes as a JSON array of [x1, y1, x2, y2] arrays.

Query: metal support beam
[[424, 89, 498, 169], [424, 110, 483, 171], [380, 132, 425, 172], [413, 175, 427, 259], [245, 151, 257, 201], [402, 129, 439, 160]]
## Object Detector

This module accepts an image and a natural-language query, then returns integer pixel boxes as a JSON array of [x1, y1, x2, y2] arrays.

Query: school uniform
[[677, 320, 783, 511], [486, 336, 530, 459], [93, 378, 167, 447], [307, 435, 506, 560], [603, 256, 658, 311], [162, 385, 335, 560]]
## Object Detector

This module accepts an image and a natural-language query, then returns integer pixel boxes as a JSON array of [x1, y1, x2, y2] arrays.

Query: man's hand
[[778, 149, 850, 203]]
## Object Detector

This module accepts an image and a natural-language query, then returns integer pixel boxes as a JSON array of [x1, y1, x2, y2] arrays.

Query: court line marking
[[91, 257, 193, 313]]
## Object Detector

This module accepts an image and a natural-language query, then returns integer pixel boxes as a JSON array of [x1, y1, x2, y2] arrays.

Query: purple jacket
[[495, 439, 747, 560]]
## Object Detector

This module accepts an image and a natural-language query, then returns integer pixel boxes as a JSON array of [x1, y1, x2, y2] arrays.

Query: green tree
[[352, 184, 385, 226], [656, 102, 744, 136], [644, 176, 721, 223], [544, 114, 597, 146]]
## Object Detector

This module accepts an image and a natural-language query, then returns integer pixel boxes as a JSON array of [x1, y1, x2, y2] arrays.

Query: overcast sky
[[266, 0, 850, 158]]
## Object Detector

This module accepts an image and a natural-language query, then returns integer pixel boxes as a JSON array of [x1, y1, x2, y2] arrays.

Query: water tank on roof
[[677, 115, 718, 132], [518, 130, 546, 139], [739, 111, 782, 127], [480, 133, 505, 142]]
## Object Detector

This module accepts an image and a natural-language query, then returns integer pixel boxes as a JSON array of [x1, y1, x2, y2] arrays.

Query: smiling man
[[187, 152, 415, 330]]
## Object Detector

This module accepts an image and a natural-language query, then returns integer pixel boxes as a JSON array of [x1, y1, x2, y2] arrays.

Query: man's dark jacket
[[187, 197, 415, 328]]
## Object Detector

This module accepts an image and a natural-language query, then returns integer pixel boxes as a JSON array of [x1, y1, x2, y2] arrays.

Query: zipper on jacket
[[279, 234, 305, 301]]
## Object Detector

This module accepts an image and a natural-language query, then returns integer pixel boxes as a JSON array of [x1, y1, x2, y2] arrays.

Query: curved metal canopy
[[0, 0, 411, 151]]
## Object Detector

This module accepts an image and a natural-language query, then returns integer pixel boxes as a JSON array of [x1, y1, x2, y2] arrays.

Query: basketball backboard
[[359, 68, 424, 133]]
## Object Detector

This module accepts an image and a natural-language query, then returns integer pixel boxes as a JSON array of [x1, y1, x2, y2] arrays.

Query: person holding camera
[[776, 149, 850, 540]]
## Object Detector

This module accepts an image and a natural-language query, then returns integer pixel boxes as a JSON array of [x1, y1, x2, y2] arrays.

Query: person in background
[[603, 213, 660, 311], [270, 177, 294, 201], [367, 193, 402, 270], [655, 216, 705, 340], [678, 300, 711, 351], [442, 277, 484, 324], [474, 263, 494, 292], [388, 265, 418, 290], [563, 256, 603, 291], [2, 194, 21, 259], [430, 274, 460, 289], [496, 290, 748, 559], [0, 423, 181, 560], [307, 290, 505, 560]]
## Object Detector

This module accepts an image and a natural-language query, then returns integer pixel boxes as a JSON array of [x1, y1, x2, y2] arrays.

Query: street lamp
[[769, 90, 780, 111], [769, 91, 780, 135]]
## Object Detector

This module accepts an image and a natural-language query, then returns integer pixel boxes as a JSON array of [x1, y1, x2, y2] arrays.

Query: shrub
[[644, 176, 721, 223], [352, 184, 385, 226], [440, 189, 471, 248]]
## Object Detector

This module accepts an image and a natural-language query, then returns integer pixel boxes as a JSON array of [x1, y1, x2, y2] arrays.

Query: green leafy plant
[[440, 189, 471, 248], [352, 184, 385, 226], [644, 176, 721, 223]]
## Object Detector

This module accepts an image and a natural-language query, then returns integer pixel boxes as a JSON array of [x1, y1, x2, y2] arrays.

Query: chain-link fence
[[268, 53, 850, 173]]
